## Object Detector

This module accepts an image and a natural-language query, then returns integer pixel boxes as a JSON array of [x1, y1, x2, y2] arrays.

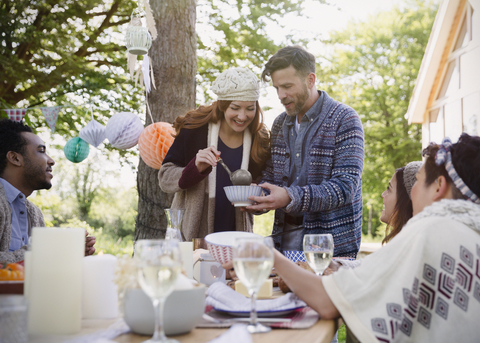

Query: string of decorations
[[3, 0, 176, 170]]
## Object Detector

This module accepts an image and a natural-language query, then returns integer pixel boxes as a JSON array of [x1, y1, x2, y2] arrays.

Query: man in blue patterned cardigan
[[246, 46, 364, 259]]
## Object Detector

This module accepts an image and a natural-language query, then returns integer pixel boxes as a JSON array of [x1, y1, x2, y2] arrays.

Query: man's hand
[[85, 230, 96, 256], [245, 182, 291, 212]]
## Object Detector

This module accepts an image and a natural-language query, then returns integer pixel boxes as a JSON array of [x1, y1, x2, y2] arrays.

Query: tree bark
[[135, 0, 197, 241]]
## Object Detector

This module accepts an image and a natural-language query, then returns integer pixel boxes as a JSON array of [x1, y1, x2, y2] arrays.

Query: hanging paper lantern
[[138, 122, 175, 169], [125, 8, 152, 55], [105, 112, 144, 149], [79, 119, 106, 148], [64, 137, 90, 163]]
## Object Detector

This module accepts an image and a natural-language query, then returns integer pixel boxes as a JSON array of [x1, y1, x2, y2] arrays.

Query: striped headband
[[435, 137, 480, 204]]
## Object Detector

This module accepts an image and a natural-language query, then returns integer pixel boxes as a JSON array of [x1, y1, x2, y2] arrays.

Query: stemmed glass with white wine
[[303, 234, 334, 276], [232, 236, 274, 334], [135, 239, 182, 343]]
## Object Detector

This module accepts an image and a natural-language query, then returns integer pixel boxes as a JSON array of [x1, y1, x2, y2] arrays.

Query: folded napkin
[[205, 282, 306, 312], [207, 324, 252, 343]]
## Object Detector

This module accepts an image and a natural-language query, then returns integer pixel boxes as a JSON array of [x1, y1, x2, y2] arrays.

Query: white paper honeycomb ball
[[105, 112, 144, 149]]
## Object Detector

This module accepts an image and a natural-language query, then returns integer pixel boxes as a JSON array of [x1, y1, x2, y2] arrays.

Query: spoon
[[217, 157, 252, 185]]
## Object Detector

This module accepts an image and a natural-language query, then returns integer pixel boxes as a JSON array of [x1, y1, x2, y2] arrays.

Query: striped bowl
[[223, 185, 263, 207], [205, 231, 262, 264]]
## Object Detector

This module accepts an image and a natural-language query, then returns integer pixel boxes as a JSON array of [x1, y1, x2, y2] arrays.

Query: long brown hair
[[172, 100, 270, 166], [382, 168, 413, 244]]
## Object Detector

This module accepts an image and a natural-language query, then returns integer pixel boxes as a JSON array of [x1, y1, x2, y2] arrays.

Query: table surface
[[29, 314, 337, 343], [28, 287, 338, 343], [114, 319, 337, 343]]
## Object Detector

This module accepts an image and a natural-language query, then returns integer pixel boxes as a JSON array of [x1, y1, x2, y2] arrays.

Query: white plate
[[212, 306, 304, 317]]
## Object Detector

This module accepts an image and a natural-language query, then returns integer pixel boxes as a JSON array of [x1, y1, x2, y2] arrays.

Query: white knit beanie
[[211, 67, 260, 102], [403, 161, 423, 198]]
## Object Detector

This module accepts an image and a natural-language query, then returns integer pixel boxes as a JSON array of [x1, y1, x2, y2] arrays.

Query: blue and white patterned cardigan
[[262, 91, 364, 258]]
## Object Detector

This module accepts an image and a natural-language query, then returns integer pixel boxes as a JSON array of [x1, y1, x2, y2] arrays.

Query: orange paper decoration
[[138, 122, 175, 169]]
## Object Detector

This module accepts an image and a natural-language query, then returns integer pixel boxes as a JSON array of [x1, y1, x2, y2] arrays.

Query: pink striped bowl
[[205, 231, 262, 264]]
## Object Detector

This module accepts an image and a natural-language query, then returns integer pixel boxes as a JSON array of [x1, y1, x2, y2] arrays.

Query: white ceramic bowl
[[223, 185, 263, 207], [123, 286, 206, 336], [205, 231, 262, 264]]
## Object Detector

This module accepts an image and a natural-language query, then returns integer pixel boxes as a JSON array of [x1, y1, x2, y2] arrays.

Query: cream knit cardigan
[[158, 122, 254, 241], [0, 182, 45, 263]]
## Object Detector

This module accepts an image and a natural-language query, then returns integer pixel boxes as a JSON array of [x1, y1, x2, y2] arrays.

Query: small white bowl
[[123, 286, 206, 336], [223, 185, 263, 207], [205, 231, 262, 264]]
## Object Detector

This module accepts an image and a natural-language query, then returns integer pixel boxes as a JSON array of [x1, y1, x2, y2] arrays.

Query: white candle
[[178, 242, 193, 279], [23, 250, 32, 300], [28, 227, 84, 335], [82, 254, 118, 319]]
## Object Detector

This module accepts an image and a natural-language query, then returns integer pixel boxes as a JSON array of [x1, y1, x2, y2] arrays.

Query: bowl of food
[[283, 250, 306, 263], [123, 275, 206, 336], [223, 185, 263, 207], [205, 231, 262, 264]]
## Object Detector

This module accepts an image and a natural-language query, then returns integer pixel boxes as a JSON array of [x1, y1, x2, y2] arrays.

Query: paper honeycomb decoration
[[79, 119, 106, 148], [64, 137, 90, 163], [105, 112, 144, 149], [138, 122, 175, 169]]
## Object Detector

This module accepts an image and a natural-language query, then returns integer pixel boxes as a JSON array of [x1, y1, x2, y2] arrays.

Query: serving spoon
[[217, 157, 252, 185]]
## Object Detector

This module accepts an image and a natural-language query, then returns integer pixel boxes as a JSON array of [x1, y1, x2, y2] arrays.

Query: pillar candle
[[28, 227, 84, 335], [23, 250, 32, 300], [178, 242, 193, 279], [82, 254, 119, 319]]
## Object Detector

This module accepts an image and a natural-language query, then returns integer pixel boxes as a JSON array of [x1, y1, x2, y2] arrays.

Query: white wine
[[137, 263, 180, 299], [233, 257, 274, 292], [304, 251, 333, 275]]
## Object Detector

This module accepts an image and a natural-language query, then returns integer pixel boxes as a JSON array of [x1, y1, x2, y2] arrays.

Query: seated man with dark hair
[[0, 119, 95, 263]]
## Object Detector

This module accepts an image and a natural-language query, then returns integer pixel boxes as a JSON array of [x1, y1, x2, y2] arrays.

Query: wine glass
[[165, 209, 185, 241], [232, 236, 274, 334], [135, 239, 182, 343], [303, 234, 334, 276]]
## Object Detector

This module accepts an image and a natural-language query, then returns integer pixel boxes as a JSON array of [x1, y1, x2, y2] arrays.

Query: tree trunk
[[135, 0, 196, 241]]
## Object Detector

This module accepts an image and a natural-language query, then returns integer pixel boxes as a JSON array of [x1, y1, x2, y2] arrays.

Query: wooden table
[[28, 286, 338, 343], [115, 319, 338, 343], [29, 316, 337, 343]]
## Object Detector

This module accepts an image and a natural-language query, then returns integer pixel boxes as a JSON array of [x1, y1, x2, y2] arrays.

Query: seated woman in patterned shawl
[[228, 133, 480, 342]]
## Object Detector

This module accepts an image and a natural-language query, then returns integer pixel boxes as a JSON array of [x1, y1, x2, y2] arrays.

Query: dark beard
[[23, 158, 52, 191], [286, 82, 309, 117]]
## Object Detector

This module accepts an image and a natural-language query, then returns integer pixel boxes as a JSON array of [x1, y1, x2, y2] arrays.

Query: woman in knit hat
[[159, 67, 270, 241]]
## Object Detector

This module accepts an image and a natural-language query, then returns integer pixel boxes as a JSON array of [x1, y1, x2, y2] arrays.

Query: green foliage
[[0, 0, 143, 144], [338, 324, 346, 343], [196, 0, 328, 101], [88, 187, 138, 238], [318, 0, 437, 235]]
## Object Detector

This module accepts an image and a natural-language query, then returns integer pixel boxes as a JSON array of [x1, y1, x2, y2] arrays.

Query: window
[[437, 60, 459, 99], [429, 108, 444, 144]]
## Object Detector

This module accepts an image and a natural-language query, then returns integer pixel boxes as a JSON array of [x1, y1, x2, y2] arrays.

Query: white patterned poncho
[[323, 199, 480, 342]]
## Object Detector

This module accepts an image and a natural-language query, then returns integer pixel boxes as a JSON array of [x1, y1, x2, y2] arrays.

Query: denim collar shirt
[[0, 178, 29, 251], [286, 91, 325, 188]]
